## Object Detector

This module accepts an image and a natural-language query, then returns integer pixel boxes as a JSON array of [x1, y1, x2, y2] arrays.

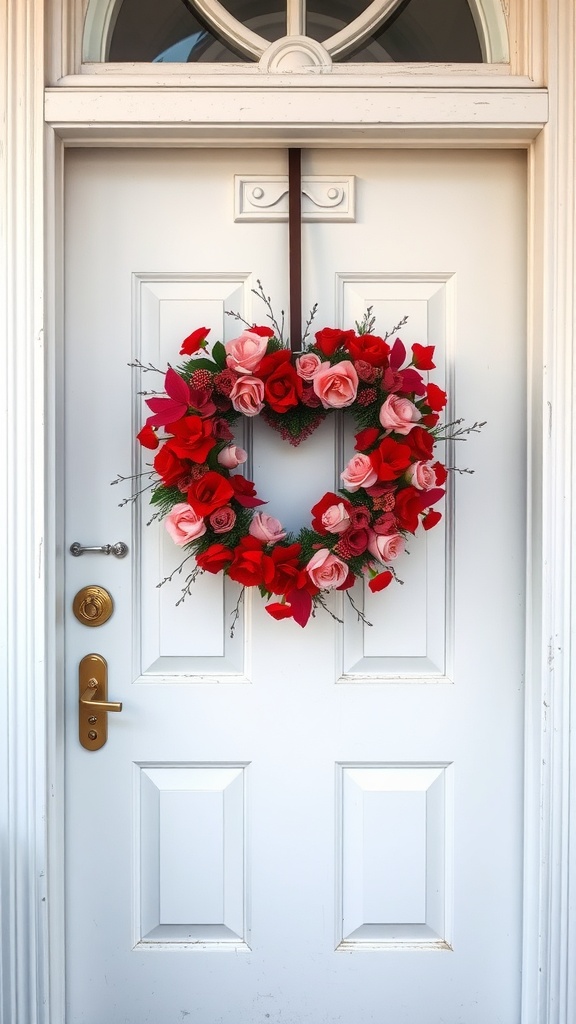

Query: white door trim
[[1, 1, 575, 1022]]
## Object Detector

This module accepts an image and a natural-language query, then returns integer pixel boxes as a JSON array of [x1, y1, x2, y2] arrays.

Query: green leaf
[[184, 357, 219, 373], [211, 341, 227, 369]]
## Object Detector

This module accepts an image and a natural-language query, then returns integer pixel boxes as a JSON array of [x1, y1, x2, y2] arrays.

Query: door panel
[[65, 148, 526, 1023]]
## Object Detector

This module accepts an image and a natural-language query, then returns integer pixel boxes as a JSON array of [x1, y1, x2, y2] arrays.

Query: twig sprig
[[175, 568, 202, 607], [157, 553, 197, 589], [301, 302, 319, 348], [435, 418, 487, 441], [316, 595, 344, 624], [383, 315, 409, 341], [229, 588, 245, 637], [356, 306, 376, 336], [346, 591, 373, 627], [252, 279, 285, 342], [129, 358, 165, 374]]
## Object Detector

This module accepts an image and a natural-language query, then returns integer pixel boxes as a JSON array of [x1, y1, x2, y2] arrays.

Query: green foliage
[[150, 484, 182, 515], [211, 341, 227, 369], [180, 356, 219, 375]]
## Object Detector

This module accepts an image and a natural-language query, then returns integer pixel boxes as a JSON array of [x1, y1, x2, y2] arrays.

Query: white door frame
[[1, 1, 575, 1022]]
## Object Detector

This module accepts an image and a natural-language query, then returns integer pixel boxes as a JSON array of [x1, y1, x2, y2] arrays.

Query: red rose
[[250, 325, 275, 337], [154, 443, 189, 487], [335, 528, 370, 557], [268, 543, 305, 596], [368, 570, 393, 593], [314, 327, 355, 356], [256, 349, 291, 379], [137, 424, 159, 450], [212, 418, 235, 440], [196, 543, 234, 574], [187, 471, 235, 516], [209, 506, 236, 534], [263, 361, 302, 414], [394, 486, 423, 534], [350, 505, 371, 529], [345, 333, 390, 367], [169, 415, 216, 464], [228, 537, 274, 588], [433, 461, 448, 485], [180, 327, 210, 355], [411, 344, 436, 370], [426, 383, 447, 412], [354, 427, 381, 452], [404, 426, 435, 462], [421, 413, 440, 428], [370, 438, 412, 481]]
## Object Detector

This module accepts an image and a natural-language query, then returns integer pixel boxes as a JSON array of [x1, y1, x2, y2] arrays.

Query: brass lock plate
[[73, 585, 113, 626], [79, 654, 122, 750]]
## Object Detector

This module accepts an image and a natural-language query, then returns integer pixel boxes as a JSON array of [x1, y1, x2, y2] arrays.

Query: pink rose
[[209, 505, 237, 534], [313, 360, 359, 409], [249, 513, 287, 544], [379, 394, 421, 435], [405, 460, 437, 490], [217, 445, 248, 469], [296, 352, 322, 381], [306, 548, 349, 590], [164, 503, 206, 545], [341, 453, 378, 492], [368, 531, 405, 563], [230, 375, 265, 416], [225, 331, 269, 374], [321, 503, 352, 534]]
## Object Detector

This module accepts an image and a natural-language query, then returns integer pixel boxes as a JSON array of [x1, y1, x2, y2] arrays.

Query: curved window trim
[[82, 0, 509, 65]]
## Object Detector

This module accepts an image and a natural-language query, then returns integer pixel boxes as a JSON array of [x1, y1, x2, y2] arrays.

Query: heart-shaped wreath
[[131, 291, 455, 628]]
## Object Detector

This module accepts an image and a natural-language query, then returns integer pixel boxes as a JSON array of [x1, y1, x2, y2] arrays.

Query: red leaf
[[422, 510, 442, 531], [286, 588, 313, 627], [389, 337, 406, 371], [145, 396, 188, 427], [165, 367, 191, 404], [399, 368, 426, 395], [419, 488, 445, 509], [265, 602, 294, 621], [234, 495, 268, 508]]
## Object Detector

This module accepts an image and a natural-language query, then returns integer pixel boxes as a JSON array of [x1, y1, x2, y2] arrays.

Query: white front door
[[64, 147, 526, 1023]]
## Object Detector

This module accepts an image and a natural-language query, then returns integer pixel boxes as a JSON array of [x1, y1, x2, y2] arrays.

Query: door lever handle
[[80, 679, 123, 713], [79, 654, 122, 750]]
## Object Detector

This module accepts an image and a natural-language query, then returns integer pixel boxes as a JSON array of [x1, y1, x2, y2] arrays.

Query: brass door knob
[[73, 585, 113, 626]]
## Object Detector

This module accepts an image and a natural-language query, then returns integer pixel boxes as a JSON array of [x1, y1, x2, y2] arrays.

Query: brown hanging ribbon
[[288, 148, 302, 353]]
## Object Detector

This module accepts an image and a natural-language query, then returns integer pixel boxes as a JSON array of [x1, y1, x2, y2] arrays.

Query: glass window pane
[[109, 0, 286, 63], [108, 0, 482, 64], [306, 0, 483, 62]]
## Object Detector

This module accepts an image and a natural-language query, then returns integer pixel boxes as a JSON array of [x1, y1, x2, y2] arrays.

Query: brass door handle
[[79, 654, 122, 750], [80, 679, 123, 713]]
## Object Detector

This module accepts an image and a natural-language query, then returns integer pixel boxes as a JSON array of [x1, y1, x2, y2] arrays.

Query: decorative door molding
[[1, 0, 576, 1022]]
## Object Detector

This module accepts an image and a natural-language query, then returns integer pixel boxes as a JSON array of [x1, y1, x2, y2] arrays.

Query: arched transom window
[[84, 0, 509, 67]]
